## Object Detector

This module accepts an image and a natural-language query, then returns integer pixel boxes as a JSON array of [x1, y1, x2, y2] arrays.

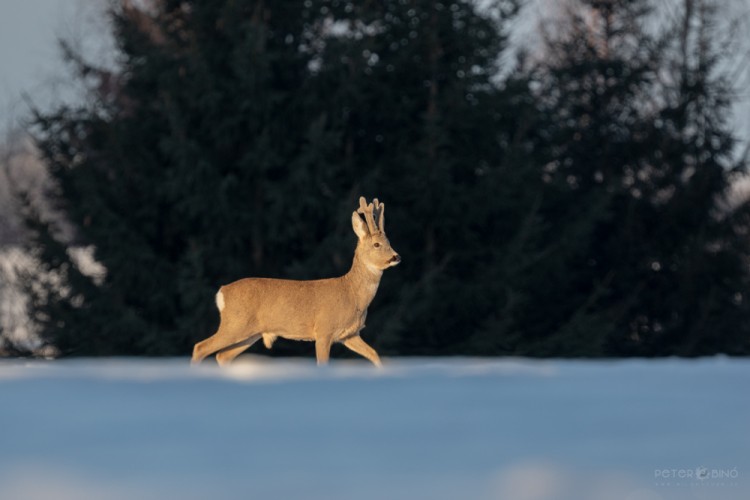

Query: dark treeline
[[23, 0, 750, 357]]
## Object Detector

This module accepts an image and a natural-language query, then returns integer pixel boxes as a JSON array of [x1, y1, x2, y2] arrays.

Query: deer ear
[[352, 211, 368, 239]]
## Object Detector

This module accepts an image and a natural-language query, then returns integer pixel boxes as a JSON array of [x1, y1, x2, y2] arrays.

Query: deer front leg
[[342, 335, 382, 367], [315, 337, 332, 365]]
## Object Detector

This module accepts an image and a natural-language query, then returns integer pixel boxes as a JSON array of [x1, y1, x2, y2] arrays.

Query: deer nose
[[390, 254, 401, 264]]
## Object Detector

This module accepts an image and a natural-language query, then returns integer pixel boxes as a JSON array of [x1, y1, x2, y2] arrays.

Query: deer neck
[[345, 252, 383, 310]]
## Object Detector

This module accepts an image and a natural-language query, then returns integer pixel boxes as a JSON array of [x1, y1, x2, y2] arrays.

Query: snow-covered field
[[0, 356, 747, 500]]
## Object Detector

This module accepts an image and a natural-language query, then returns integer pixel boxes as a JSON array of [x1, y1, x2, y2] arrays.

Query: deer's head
[[352, 196, 401, 271]]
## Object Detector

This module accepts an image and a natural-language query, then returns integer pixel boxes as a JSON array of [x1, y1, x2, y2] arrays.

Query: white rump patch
[[216, 290, 225, 312]]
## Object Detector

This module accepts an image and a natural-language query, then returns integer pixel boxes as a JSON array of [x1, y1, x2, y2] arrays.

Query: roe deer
[[191, 197, 400, 366]]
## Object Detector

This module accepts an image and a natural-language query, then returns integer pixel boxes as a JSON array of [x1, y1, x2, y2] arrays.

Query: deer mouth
[[388, 255, 401, 266]]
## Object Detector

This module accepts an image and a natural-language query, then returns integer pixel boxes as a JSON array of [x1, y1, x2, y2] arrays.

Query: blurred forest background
[[2, 0, 750, 358]]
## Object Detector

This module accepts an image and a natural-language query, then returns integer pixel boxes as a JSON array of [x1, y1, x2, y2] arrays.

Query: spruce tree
[[294, 0, 540, 355], [31, 0, 333, 354], [529, 0, 750, 355], [29, 0, 748, 358], [29, 0, 537, 356]]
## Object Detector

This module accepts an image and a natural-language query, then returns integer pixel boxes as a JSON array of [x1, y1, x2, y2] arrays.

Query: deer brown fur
[[191, 197, 400, 366]]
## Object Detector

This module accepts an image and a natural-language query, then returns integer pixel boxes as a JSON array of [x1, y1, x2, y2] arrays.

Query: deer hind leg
[[215, 334, 262, 366], [342, 335, 382, 367], [192, 320, 252, 365], [192, 334, 223, 364]]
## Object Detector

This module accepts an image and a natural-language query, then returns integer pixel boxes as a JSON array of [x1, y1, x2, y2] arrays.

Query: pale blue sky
[[0, 1, 69, 133], [0, 0, 111, 136]]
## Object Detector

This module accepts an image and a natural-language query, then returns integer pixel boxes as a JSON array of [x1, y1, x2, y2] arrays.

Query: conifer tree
[[29, 0, 536, 356], [27, 0, 749, 357], [530, 0, 750, 355], [31, 0, 335, 354], [294, 0, 539, 355]]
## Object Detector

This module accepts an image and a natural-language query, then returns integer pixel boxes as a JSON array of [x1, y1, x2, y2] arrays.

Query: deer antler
[[358, 197, 377, 234], [374, 198, 385, 233], [357, 196, 385, 235]]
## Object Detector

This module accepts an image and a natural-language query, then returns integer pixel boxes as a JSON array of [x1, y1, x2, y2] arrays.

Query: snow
[[0, 356, 747, 500]]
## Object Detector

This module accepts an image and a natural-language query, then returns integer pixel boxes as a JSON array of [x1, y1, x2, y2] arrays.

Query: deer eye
[[373, 242, 381, 248]]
